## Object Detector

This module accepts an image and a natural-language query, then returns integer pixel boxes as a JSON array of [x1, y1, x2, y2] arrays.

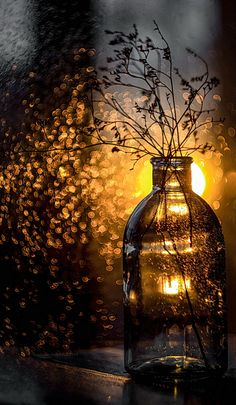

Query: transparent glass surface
[[123, 158, 227, 382]]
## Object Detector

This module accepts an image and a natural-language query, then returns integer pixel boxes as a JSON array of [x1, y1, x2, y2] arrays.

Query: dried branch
[[87, 22, 222, 164]]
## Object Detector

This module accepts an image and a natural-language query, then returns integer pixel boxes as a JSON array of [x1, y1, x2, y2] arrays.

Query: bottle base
[[126, 356, 222, 384]]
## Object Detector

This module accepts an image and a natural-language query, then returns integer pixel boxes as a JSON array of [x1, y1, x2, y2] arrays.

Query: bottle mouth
[[151, 156, 193, 167]]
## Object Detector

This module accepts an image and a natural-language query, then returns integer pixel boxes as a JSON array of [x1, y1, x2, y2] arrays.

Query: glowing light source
[[168, 204, 188, 215], [138, 160, 206, 197], [129, 290, 137, 303], [191, 162, 206, 196], [162, 276, 191, 295], [59, 166, 66, 177]]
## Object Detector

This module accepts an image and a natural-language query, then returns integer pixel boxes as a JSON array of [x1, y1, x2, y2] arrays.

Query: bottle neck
[[151, 157, 192, 192]]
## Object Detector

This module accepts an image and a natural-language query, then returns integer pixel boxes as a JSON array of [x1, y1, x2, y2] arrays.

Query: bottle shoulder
[[124, 188, 160, 242], [191, 192, 222, 228], [124, 189, 223, 243]]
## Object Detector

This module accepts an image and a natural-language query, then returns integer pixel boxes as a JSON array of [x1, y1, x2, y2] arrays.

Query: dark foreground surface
[[0, 348, 236, 405]]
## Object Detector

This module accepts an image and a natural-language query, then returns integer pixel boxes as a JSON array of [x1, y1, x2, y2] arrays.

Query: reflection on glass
[[123, 157, 227, 382]]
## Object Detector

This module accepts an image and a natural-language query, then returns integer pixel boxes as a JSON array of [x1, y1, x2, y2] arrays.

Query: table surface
[[1, 344, 236, 405]]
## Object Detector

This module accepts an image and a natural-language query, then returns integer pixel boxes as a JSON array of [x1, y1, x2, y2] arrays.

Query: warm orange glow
[[58, 166, 66, 178], [191, 162, 206, 196], [129, 290, 137, 303], [138, 160, 206, 197], [168, 204, 188, 215], [137, 160, 152, 197], [162, 276, 191, 295]]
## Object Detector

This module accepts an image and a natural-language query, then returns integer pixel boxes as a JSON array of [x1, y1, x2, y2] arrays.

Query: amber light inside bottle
[[161, 275, 191, 295], [123, 157, 227, 383]]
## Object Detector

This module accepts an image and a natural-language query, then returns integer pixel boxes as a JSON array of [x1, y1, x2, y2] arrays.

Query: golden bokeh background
[[0, 47, 233, 355]]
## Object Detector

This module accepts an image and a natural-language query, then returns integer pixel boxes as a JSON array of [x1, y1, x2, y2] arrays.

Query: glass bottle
[[123, 157, 227, 383]]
